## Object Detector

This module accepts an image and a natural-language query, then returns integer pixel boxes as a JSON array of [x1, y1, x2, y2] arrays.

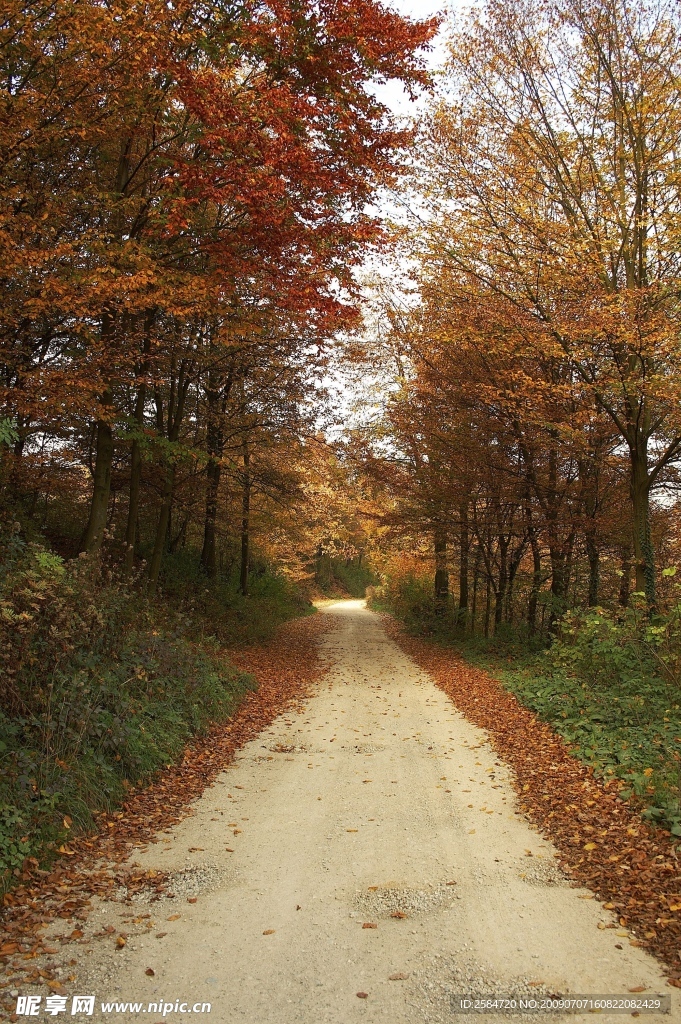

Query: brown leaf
[[356, 992, 368, 999], [629, 987, 646, 993], [146, 968, 155, 976], [390, 911, 407, 919], [187, 897, 197, 904], [389, 973, 409, 981], [362, 922, 377, 929], [167, 915, 180, 921], [262, 929, 275, 935]]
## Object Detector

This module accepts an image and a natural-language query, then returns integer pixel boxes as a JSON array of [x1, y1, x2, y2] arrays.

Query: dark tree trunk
[[82, 384, 114, 554], [494, 535, 509, 626], [630, 447, 655, 607], [124, 311, 153, 573], [240, 441, 250, 596], [458, 502, 469, 624], [470, 545, 482, 636], [528, 528, 541, 634], [586, 532, 600, 607], [434, 526, 449, 614]]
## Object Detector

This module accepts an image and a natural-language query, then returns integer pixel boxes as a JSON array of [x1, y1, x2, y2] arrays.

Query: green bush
[[489, 603, 681, 837], [0, 532, 255, 891]]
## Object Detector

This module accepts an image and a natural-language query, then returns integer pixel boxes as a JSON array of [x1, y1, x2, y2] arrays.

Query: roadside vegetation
[[371, 570, 681, 840]]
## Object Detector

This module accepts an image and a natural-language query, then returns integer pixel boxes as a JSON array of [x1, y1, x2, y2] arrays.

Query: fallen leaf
[[346, 829, 358, 833], [356, 992, 368, 999], [362, 922, 377, 929], [146, 968, 155, 977], [155, 933, 167, 939], [389, 973, 409, 981], [167, 915, 180, 921], [188, 847, 204, 853], [262, 929, 275, 935], [629, 987, 646, 993], [187, 898, 197, 904], [116, 936, 126, 948], [583, 843, 597, 851], [390, 911, 407, 919]]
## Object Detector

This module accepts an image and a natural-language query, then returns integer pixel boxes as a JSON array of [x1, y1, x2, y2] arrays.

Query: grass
[[0, 534, 313, 892]]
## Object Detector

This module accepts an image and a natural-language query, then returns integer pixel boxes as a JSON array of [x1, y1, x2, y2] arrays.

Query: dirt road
[[77, 601, 669, 1022]]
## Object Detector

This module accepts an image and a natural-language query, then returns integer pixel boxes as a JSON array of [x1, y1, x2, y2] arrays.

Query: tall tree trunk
[[201, 459, 221, 577], [494, 535, 509, 626], [528, 528, 541, 634], [458, 501, 469, 624], [200, 365, 225, 577], [470, 545, 482, 635], [585, 532, 600, 607], [81, 381, 115, 554], [240, 440, 250, 596], [484, 569, 491, 638], [434, 526, 449, 614], [124, 311, 153, 573], [630, 447, 655, 607], [147, 465, 175, 593]]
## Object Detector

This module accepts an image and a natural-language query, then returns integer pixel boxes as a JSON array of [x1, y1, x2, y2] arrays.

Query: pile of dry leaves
[[0, 613, 331, 986], [387, 619, 681, 980]]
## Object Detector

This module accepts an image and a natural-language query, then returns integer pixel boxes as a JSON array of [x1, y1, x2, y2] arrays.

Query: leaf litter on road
[[386, 617, 681, 979], [0, 614, 332, 1000]]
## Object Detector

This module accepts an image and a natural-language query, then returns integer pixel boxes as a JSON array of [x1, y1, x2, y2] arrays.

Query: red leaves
[[388, 618, 681, 974]]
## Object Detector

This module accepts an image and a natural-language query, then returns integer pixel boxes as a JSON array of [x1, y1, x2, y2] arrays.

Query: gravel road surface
[[75, 601, 670, 1023]]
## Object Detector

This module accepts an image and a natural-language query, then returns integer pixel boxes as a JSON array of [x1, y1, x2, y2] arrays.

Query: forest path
[[80, 601, 667, 1023]]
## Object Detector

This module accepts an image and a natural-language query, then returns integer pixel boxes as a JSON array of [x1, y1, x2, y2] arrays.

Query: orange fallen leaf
[[629, 987, 646, 993], [262, 929, 275, 935], [116, 936, 126, 948], [390, 911, 407, 919], [356, 992, 368, 999], [167, 915, 181, 921], [362, 922, 377, 929]]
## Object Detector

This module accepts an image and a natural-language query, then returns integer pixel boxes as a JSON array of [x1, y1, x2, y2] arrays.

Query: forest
[[4, 0, 681, 891]]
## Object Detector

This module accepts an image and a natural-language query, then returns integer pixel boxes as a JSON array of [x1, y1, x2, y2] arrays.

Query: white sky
[[372, 0, 451, 119]]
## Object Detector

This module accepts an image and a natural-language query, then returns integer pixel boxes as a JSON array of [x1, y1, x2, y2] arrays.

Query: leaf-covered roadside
[[385, 618, 681, 980], [0, 614, 331, 1009]]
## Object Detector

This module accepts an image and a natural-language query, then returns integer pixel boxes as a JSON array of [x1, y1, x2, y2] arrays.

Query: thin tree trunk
[[495, 535, 508, 626], [630, 447, 655, 607], [528, 528, 541, 634], [147, 465, 175, 593], [82, 380, 115, 554], [470, 546, 482, 636], [434, 526, 449, 614], [484, 570, 491, 639], [240, 440, 250, 596], [586, 532, 600, 607], [458, 502, 469, 625], [124, 311, 154, 573]]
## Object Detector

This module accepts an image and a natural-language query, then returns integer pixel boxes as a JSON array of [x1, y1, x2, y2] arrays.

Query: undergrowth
[[0, 528, 312, 892]]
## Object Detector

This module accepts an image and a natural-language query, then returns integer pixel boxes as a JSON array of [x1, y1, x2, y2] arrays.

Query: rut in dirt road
[[73, 601, 667, 1023]]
